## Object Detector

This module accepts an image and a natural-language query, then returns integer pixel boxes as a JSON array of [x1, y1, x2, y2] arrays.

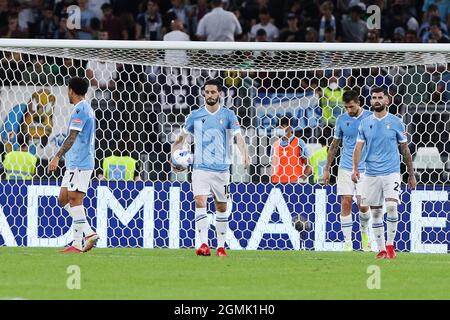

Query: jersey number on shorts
[[224, 185, 230, 198], [69, 172, 75, 183], [393, 182, 400, 192]]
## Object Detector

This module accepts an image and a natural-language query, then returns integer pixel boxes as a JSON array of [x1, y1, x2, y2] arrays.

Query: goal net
[[0, 39, 448, 253]]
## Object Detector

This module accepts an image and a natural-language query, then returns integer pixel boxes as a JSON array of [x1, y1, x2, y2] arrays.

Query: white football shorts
[[61, 169, 93, 194], [360, 172, 401, 207], [336, 168, 365, 196], [192, 169, 230, 203]]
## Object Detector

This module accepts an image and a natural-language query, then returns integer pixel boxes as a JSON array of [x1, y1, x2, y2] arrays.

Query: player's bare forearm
[[236, 133, 250, 168], [351, 142, 363, 183], [352, 142, 364, 172], [325, 138, 340, 171], [55, 130, 78, 158], [235, 133, 248, 157], [400, 142, 414, 176], [171, 132, 187, 154]]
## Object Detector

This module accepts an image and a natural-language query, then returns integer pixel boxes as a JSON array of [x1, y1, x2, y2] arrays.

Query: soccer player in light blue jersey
[[323, 90, 372, 252], [171, 79, 250, 257], [48, 77, 99, 253], [352, 87, 416, 260]]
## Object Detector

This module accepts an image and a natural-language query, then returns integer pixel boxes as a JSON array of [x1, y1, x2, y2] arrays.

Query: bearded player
[[48, 77, 99, 253], [352, 87, 416, 259], [171, 79, 250, 257], [323, 90, 372, 252]]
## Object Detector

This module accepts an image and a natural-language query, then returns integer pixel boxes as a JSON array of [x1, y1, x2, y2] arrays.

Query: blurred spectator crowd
[[0, 0, 448, 43]]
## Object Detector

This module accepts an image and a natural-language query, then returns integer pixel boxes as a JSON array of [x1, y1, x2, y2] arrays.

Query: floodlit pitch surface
[[1, 248, 449, 299]]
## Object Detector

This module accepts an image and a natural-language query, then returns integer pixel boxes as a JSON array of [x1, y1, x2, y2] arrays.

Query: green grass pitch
[[1, 247, 449, 300]]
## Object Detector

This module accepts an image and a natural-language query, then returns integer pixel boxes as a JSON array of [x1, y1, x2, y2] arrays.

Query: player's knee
[[195, 197, 207, 208], [58, 196, 68, 207], [341, 196, 352, 212], [359, 205, 369, 213], [68, 195, 83, 207], [216, 203, 227, 213]]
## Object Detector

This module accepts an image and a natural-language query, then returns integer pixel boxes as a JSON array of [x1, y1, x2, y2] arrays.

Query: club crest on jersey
[[386, 122, 391, 129]]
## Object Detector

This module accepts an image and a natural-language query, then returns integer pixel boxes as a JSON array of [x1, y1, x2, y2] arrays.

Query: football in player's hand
[[171, 149, 193, 171]]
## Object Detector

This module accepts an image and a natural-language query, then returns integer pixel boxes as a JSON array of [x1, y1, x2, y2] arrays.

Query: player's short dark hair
[[279, 117, 291, 127], [371, 86, 387, 96], [68, 77, 89, 96], [343, 90, 359, 104], [203, 79, 223, 92]]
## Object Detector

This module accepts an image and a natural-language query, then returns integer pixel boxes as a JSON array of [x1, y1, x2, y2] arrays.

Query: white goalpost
[[0, 39, 448, 253]]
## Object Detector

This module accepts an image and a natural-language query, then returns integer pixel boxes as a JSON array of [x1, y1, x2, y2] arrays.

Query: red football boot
[[216, 247, 227, 257], [196, 243, 211, 256], [61, 246, 82, 253], [376, 250, 387, 259], [386, 245, 397, 259]]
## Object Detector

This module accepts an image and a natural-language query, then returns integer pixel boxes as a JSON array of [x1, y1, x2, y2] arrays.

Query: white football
[[172, 149, 193, 170]]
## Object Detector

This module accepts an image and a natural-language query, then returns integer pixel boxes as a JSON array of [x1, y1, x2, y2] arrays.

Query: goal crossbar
[[0, 39, 449, 71]]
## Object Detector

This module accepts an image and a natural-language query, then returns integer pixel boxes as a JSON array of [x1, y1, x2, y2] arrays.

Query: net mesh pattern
[[0, 45, 448, 252]]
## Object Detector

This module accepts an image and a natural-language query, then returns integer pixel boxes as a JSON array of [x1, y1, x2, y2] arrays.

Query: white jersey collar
[[373, 112, 389, 121], [205, 105, 222, 115], [354, 109, 366, 119]]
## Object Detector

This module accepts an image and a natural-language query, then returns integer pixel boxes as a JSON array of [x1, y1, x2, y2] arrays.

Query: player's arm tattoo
[[324, 138, 341, 170], [399, 142, 414, 176], [55, 130, 79, 158]]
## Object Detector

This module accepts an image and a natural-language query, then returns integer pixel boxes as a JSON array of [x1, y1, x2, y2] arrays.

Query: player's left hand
[[408, 175, 417, 189], [351, 170, 360, 183], [48, 156, 60, 174]]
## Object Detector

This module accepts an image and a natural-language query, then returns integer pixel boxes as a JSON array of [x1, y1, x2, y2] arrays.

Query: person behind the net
[[323, 89, 372, 252], [171, 79, 250, 257], [48, 76, 99, 253], [352, 87, 416, 260]]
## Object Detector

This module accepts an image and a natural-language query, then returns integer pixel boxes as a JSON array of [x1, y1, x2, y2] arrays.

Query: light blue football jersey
[[183, 106, 240, 172], [65, 100, 95, 170], [334, 109, 372, 171], [357, 113, 407, 176]]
